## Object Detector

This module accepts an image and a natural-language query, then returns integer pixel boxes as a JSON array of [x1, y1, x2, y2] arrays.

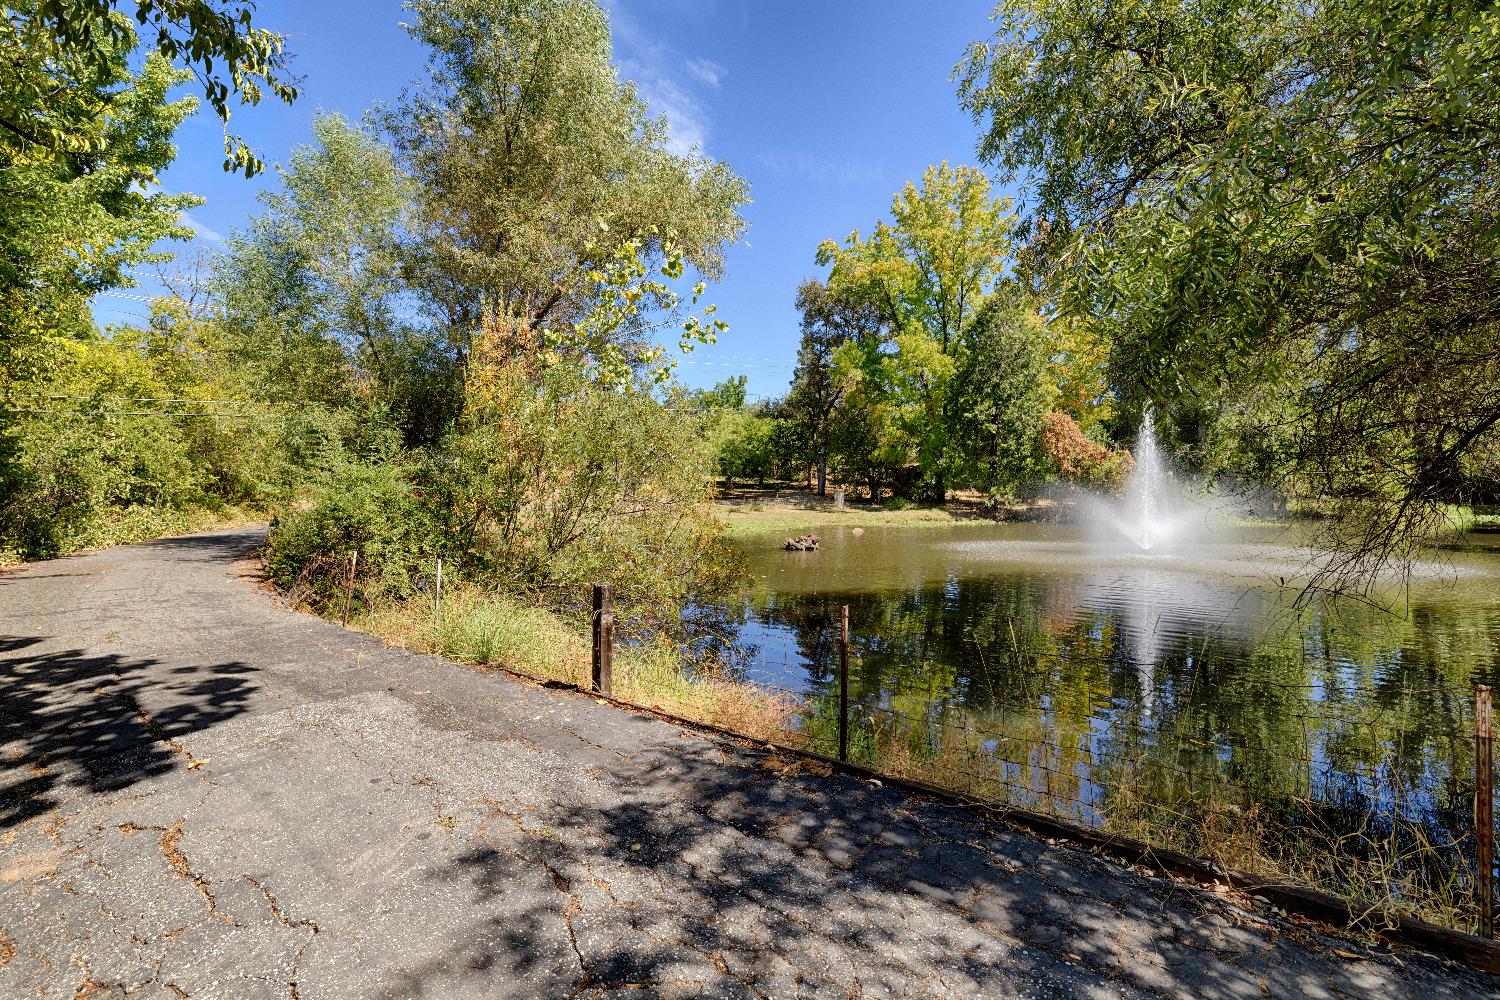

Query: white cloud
[[605, 1, 721, 156], [631, 75, 709, 155], [757, 152, 885, 186], [683, 56, 726, 88], [181, 211, 224, 245]]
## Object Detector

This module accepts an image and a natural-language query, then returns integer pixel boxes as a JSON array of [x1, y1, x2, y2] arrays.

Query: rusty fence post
[[838, 605, 850, 762], [1478, 683, 1494, 939], [342, 550, 359, 627], [592, 584, 613, 697], [434, 557, 443, 624]]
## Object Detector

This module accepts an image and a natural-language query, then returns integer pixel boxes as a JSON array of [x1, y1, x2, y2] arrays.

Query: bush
[[1038, 411, 1132, 493], [0, 409, 214, 557], [263, 459, 434, 612], [264, 357, 741, 623], [425, 358, 737, 614]]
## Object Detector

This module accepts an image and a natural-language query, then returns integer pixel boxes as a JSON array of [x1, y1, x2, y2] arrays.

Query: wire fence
[[608, 588, 1499, 937]]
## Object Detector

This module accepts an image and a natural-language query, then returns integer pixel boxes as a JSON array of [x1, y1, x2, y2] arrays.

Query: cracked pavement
[[2, 528, 1497, 999]]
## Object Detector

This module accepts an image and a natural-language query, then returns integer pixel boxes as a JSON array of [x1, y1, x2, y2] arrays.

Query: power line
[[1, 407, 288, 420], [94, 290, 162, 304], [13, 394, 271, 406], [678, 360, 793, 371]]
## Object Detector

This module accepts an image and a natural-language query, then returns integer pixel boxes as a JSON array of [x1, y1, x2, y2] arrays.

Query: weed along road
[[1, 529, 1496, 1000]]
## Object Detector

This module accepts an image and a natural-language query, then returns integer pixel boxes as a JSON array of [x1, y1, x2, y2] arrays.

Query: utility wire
[[1, 407, 289, 420], [13, 393, 270, 405]]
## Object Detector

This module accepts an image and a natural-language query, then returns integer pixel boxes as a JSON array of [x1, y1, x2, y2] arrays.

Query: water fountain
[[1112, 406, 1198, 552]]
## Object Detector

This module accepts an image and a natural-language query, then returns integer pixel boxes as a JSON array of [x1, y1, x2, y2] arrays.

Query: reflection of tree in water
[[698, 568, 1500, 896]]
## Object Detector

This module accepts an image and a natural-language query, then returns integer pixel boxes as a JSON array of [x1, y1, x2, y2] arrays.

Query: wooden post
[[1478, 683, 1494, 939], [342, 550, 358, 627], [592, 584, 613, 696], [838, 605, 850, 762], [434, 557, 443, 624]]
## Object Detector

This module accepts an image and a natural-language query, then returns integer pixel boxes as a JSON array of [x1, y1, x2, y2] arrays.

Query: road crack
[[158, 821, 234, 926], [242, 874, 320, 1000]]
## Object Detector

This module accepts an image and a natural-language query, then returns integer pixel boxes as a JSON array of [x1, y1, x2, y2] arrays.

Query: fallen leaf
[[186, 759, 209, 770]]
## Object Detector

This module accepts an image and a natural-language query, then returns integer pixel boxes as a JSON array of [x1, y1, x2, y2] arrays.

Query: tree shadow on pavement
[[145, 528, 266, 562], [381, 743, 1483, 999], [0, 635, 260, 828]]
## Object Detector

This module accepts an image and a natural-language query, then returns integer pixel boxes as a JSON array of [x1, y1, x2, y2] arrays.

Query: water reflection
[[694, 522, 1500, 891]]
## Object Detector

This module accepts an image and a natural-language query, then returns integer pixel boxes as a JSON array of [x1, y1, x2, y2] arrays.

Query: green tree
[[958, 0, 1500, 575], [816, 163, 1018, 499], [212, 114, 457, 441], [0, 49, 210, 555], [1, 50, 199, 383], [712, 410, 778, 491], [693, 375, 749, 411], [785, 279, 881, 495], [3, 1, 297, 176], [386, 0, 748, 378], [952, 294, 1053, 507], [1039, 314, 1114, 438]]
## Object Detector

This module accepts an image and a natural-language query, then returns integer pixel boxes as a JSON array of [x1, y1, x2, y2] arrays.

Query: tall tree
[[958, 0, 1500, 578], [816, 163, 1017, 499], [953, 294, 1053, 508], [386, 0, 748, 376], [785, 279, 881, 495], [214, 114, 446, 435]]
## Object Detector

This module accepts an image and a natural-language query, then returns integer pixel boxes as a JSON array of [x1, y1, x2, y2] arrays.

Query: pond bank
[[715, 485, 1056, 539]]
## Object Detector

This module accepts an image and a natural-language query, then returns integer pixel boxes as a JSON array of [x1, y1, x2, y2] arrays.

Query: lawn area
[[715, 484, 1023, 538]]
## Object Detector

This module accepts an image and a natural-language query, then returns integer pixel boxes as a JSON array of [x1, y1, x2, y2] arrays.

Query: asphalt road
[[1, 527, 1496, 999]]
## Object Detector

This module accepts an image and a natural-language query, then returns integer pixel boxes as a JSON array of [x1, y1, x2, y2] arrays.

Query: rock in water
[[784, 534, 821, 551]]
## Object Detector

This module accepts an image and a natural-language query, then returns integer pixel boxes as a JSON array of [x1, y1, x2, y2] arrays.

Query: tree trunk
[[816, 443, 828, 496]]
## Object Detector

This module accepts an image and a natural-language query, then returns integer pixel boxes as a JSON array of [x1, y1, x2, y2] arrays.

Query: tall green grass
[[356, 585, 800, 741]]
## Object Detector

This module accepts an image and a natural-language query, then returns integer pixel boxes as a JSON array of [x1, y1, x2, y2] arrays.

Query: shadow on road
[[0, 635, 260, 828], [378, 749, 1351, 999], [146, 529, 266, 561]]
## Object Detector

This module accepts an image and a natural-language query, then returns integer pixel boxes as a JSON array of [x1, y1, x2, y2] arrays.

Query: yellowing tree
[[815, 163, 1019, 499]]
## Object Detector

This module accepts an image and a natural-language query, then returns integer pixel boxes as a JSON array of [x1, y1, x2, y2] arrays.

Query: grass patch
[[355, 585, 802, 743], [847, 712, 1483, 934], [717, 503, 974, 539]]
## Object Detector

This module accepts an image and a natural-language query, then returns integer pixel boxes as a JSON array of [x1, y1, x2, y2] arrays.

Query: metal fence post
[[434, 557, 443, 624], [592, 584, 613, 696], [838, 605, 850, 762], [1478, 683, 1494, 938], [342, 550, 359, 627]]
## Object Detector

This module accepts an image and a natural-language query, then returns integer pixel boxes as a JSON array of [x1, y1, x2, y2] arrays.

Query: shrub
[[263, 459, 434, 612], [0, 409, 213, 557], [1038, 411, 1132, 493], [265, 357, 741, 623], [426, 357, 736, 614]]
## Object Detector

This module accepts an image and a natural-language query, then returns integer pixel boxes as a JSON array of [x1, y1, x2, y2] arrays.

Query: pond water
[[696, 519, 1500, 885]]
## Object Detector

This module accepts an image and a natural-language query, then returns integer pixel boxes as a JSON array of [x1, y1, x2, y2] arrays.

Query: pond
[[694, 518, 1500, 921]]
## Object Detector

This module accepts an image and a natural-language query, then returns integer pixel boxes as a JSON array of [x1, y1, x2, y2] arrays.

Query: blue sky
[[101, 1, 1008, 400]]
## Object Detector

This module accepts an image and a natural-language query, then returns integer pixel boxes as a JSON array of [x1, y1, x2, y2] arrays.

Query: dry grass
[[851, 716, 1482, 933], [354, 586, 802, 744]]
